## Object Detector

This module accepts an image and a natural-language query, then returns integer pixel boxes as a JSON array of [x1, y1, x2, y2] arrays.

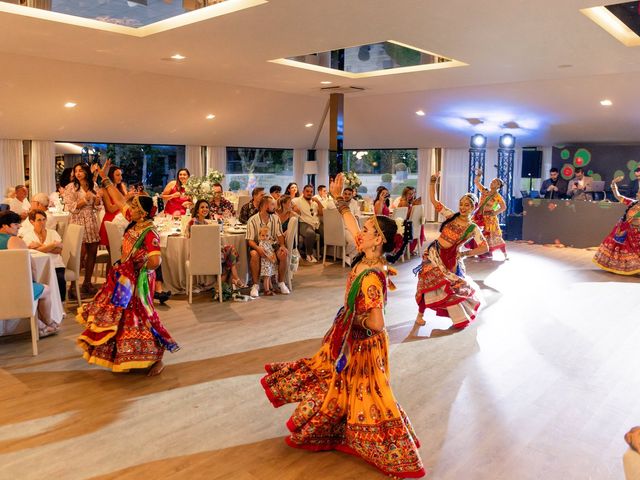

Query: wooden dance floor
[[0, 243, 639, 479]]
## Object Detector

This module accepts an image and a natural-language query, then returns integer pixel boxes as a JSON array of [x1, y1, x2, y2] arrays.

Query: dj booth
[[522, 199, 626, 248]]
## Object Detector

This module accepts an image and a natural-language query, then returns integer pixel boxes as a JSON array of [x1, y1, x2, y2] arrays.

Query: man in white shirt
[[312, 184, 335, 210], [9, 185, 30, 220], [18, 192, 56, 235], [246, 196, 290, 297], [292, 184, 323, 263]]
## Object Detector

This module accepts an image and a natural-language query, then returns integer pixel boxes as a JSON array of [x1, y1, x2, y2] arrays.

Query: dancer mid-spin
[[471, 169, 508, 260], [593, 175, 640, 275], [414, 172, 488, 330], [260, 173, 425, 478], [77, 160, 179, 376]]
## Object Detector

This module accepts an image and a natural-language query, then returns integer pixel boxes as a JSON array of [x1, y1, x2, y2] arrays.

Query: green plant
[[381, 173, 393, 183], [229, 180, 241, 191]]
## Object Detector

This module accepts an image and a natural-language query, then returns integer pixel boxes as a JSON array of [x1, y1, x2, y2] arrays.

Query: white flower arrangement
[[343, 171, 362, 189], [184, 170, 226, 202], [394, 217, 405, 236]]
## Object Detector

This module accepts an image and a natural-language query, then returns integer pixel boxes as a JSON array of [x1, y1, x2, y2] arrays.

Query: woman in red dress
[[471, 170, 507, 259], [261, 173, 424, 478], [593, 175, 640, 275], [77, 160, 179, 376], [99, 165, 128, 269], [162, 168, 191, 216], [413, 172, 488, 330]]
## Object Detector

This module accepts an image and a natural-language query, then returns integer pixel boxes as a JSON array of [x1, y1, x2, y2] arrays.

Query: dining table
[[0, 250, 65, 336], [156, 221, 249, 294]]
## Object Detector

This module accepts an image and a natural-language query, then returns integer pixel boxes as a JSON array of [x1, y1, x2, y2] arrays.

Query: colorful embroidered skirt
[[481, 214, 505, 251], [260, 326, 425, 478], [593, 221, 640, 275], [415, 242, 481, 325], [76, 263, 179, 372]]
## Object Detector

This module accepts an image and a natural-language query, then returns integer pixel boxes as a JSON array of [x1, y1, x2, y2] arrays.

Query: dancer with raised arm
[[593, 175, 640, 275], [77, 160, 179, 376], [260, 173, 424, 478], [471, 169, 508, 259], [414, 172, 488, 330]]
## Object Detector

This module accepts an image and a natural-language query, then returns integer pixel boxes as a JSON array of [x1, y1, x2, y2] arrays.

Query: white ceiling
[[1, 0, 640, 149]]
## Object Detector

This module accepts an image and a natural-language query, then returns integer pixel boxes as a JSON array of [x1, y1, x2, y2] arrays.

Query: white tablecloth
[[0, 251, 65, 336], [160, 231, 248, 294]]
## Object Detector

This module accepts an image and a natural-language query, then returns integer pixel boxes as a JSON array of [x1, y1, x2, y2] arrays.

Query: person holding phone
[[566, 167, 593, 201], [373, 186, 391, 216]]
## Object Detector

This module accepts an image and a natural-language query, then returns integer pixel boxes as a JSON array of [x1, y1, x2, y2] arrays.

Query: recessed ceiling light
[[64, 102, 77, 108], [206, 114, 216, 120], [600, 99, 613, 106], [320, 81, 332, 85], [416, 110, 425, 116], [171, 54, 186, 60], [305, 123, 313, 128]]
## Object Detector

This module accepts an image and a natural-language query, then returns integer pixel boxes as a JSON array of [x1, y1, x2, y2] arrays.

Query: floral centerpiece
[[184, 170, 225, 202], [343, 170, 362, 189]]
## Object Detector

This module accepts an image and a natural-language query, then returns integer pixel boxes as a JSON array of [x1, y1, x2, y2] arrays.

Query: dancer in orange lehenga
[[413, 172, 488, 330], [593, 175, 640, 275], [470, 169, 507, 259], [77, 160, 179, 376], [261, 173, 424, 478]]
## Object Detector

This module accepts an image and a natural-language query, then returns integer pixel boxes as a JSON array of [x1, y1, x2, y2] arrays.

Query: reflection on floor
[[0, 243, 638, 479]]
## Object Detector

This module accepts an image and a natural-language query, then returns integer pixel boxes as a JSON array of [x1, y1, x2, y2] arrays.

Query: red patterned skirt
[[593, 221, 640, 275], [260, 318, 425, 478]]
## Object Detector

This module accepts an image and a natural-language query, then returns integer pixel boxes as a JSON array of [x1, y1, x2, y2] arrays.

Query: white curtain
[[293, 148, 306, 188], [30, 140, 56, 195], [441, 148, 469, 210], [316, 149, 329, 188], [206, 146, 227, 186], [185, 145, 204, 178], [417, 148, 436, 221], [0, 139, 24, 198]]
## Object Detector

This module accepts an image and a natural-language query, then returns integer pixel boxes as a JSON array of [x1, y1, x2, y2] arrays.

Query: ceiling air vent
[[320, 86, 366, 94]]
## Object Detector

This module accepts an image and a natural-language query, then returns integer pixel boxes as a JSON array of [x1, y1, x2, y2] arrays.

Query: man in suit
[[566, 167, 593, 201], [540, 167, 568, 199], [629, 166, 640, 199]]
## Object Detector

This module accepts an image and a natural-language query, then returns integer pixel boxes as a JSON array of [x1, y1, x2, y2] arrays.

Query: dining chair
[[0, 250, 40, 355], [406, 204, 425, 261], [284, 216, 298, 292], [105, 221, 123, 265], [186, 225, 222, 303], [322, 209, 346, 267], [61, 224, 84, 306]]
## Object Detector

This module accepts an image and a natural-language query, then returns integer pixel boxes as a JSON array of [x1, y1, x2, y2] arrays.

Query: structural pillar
[[328, 93, 344, 177]]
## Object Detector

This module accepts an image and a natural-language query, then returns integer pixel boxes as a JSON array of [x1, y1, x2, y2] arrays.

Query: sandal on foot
[[39, 324, 59, 338]]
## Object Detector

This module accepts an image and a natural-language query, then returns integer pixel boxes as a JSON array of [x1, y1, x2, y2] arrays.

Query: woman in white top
[[22, 209, 66, 301]]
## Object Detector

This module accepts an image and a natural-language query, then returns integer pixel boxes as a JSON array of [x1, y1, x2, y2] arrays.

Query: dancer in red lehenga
[[413, 172, 488, 330], [261, 174, 425, 478], [470, 169, 507, 260], [593, 175, 640, 275], [77, 161, 179, 376]]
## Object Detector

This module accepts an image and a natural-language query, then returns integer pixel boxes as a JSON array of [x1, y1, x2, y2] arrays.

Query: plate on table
[[226, 226, 247, 234]]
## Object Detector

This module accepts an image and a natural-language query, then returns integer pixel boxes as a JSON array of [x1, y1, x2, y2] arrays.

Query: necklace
[[360, 255, 382, 266]]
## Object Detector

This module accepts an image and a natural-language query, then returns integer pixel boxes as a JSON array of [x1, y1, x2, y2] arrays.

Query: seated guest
[[284, 182, 299, 198], [0, 211, 59, 336], [374, 186, 391, 216], [269, 185, 282, 201], [161, 168, 191, 216], [342, 187, 360, 218], [292, 184, 323, 263], [395, 186, 422, 209], [239, 187, 265, 224], [19, 192, 56, 235], [629, 166, 640, 199], [22, 210, 66, 301], [9, 185, 30, 220], [276, 194, 298, 233], [540, 167, 568, 199], [313, 184, 335, 209], [187, 199, 244, 290], [210, 183, 235, 218], [566, 167, 593, 200], [246, 196, 289, 297]]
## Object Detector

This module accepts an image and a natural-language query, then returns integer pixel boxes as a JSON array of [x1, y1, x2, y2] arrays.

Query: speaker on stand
[[521, 149, 542, 193]]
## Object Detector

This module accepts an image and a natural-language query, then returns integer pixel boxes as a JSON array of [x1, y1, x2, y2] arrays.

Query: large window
[[344, 149, 418, 196], [56, 143, 185, 194], [226, 147, 293, 191]]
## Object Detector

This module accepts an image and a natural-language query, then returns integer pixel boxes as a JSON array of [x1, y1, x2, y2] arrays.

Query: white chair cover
[[322, 209, 346, 267], [186, 225, 222, 303]]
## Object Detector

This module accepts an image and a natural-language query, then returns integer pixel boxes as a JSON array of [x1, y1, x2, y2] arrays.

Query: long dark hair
[[59, 167, 74, 188], [176, 168, 190, 189], [374, 187, 389, 206], [192, 199, 211, 220], [284, 182, 299, 197], [108, 166, 127, 196], [439, 193, 479, 233], [351, 216, 409, 268], [72, 163, 96, 193]]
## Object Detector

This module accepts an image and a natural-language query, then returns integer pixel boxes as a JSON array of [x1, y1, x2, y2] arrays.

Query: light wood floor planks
[[0, 243, 639, 480]]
